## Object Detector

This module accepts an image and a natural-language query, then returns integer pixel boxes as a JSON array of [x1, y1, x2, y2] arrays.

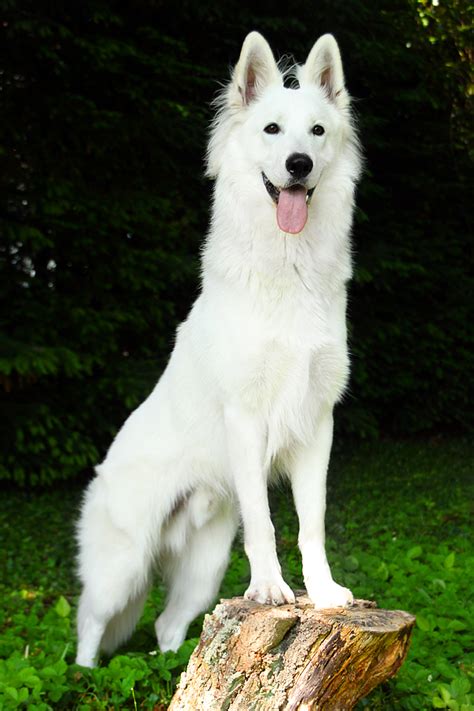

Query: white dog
[[76, 31, 362, 667]]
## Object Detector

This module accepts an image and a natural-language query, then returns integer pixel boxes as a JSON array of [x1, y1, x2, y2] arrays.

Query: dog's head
[[207, 32, 358, 235]]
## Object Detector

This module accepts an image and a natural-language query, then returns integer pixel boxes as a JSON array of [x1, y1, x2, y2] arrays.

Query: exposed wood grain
[[168, 594, 415, 710]]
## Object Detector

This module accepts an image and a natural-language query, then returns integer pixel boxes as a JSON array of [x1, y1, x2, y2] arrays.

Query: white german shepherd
[[76, 31, 361, 667]]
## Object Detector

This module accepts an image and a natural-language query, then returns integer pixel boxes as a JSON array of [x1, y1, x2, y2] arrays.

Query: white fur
[[75, 31, 362, 667]]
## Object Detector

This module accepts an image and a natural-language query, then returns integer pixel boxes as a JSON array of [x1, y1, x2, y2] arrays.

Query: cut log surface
[[168, 594, 415, 711]]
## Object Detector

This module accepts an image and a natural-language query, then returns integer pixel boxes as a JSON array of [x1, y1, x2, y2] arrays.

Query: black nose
[[286, 153, 313, 180]]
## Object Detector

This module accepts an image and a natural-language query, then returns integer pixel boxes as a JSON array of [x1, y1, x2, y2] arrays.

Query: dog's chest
[[196, 267, 349, 448], [241, 281, 348, 409], [233, 318, 348, 463]]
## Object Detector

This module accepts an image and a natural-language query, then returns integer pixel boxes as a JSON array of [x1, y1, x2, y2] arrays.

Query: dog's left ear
[[298, 34, 348, 109], [231, 31, 281, 106]]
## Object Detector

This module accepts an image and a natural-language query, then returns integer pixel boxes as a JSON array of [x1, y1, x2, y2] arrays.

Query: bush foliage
[[1, 1, 472, 482]]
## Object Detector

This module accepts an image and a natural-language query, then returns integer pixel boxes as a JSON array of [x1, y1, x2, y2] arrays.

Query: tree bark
[[168, 594, 415, 710]]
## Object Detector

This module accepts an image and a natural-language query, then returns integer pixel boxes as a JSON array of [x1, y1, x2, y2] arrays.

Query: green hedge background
[[1, 0, 472, 484]]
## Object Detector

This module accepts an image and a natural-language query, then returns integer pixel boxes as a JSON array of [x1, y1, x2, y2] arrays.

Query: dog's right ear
[[206, 33, 280, 178], [230, 32, 281, 106]]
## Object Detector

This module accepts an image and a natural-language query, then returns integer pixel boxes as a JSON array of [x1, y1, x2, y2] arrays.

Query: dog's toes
[[274, 580, 296, 605], [308, 580, 353, 609], [245, 577, 295, 606]]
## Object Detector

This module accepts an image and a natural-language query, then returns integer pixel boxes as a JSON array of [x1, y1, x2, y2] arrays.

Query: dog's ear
[[298, 34, 348, 109], [231, 32, 281, 106]]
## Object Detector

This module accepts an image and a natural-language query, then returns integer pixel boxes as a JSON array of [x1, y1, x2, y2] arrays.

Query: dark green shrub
[[1, 1, 472, 483]]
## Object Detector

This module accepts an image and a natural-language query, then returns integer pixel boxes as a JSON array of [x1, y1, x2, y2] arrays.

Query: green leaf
[[375, 560, 389, 581], [18, 687, 29, 702], [407, 545, 423, 560], [439, 685, 452, 703], [343, 555, 359, 572], [54, 596, 71, 618], [448, 619, 467, 631], [5, 687, 19, 701], [450, 677, 471, 697], [416, 615, 431, 631], [53, 660, 68, 675], [444, 553, 456, 570]]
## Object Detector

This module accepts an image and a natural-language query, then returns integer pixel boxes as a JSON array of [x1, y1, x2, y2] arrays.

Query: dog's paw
[[155, 615, 186, 653], [307, 580, 353, 609], [244, 577, 295, 606], [75, 653, 97, 668]]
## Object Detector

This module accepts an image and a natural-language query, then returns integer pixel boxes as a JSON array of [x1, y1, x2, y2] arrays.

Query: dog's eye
[[312, 124, 325, 136], [264, 123, 280, 135]]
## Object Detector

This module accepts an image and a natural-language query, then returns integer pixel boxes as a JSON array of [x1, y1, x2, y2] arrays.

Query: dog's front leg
[[290, 411, 353, 608], [224, 404, 295, 605]]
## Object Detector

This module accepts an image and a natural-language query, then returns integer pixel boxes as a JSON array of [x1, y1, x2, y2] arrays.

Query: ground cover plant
[[0, 437, 472, 710]]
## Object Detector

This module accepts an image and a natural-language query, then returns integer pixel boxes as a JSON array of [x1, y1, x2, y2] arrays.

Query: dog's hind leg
[[76, 593, 107, 668], [156, 496, 238, 652], [100, 586, 150, 656]]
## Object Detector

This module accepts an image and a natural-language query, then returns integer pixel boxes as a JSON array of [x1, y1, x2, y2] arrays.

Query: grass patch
[[0, 437, 472, 709]]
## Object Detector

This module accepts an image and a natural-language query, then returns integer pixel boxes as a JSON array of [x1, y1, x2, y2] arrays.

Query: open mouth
[[262, 172, 315, 234], [262, 173, 315, 205]]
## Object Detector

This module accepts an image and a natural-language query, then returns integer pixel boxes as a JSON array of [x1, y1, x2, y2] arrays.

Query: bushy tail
[[100, 589, 149, 655]]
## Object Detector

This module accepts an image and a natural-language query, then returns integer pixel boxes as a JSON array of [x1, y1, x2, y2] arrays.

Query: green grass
[[0, 438, 473, 710]]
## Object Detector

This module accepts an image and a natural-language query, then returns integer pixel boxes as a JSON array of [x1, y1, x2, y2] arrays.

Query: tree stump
[[168, 594, 415, 710]]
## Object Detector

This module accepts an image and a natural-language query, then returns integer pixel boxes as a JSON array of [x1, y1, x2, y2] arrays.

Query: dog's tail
[[100, 588, 149, 655]]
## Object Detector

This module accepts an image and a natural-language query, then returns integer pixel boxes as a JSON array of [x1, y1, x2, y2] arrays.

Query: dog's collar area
[[262, 172, 315, 205]]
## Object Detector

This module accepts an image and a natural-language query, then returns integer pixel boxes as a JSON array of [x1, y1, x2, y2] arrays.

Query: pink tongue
[[277, 187, 308, 234]]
